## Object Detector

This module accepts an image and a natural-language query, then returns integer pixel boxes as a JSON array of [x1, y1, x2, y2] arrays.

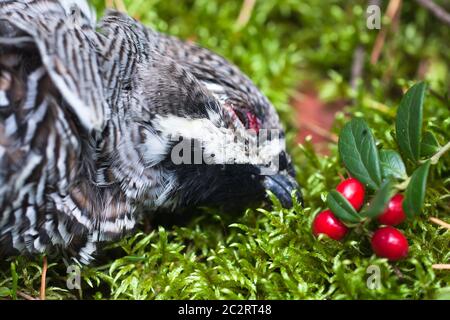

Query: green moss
[[1, 0, 448, 299]]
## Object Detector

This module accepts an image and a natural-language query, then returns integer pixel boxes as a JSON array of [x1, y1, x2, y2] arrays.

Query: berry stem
[[395, 177, 411, 191], [393, 266, 404, 278], [430, 141, 450, 165]]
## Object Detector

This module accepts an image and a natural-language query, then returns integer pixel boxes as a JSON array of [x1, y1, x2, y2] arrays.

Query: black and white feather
[[0, 0, 301, 263]]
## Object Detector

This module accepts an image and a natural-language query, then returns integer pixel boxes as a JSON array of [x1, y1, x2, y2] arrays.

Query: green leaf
[[403, 160, 431, 218], [10, 262, 17, 300], [360, 179, 395, 218], [379, 150, 407, 180], [338, 118, 382, 190], [0, 287, 10, 298], [420, 131, 440, 157], [395, 82, 426, 163], [266, 190, 283, 211], [327, 190, 361, 224]]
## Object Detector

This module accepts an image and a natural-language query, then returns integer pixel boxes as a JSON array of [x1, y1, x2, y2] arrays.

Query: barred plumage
[[0, 0, 301, 263]]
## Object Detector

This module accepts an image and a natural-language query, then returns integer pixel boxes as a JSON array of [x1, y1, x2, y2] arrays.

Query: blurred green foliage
[[1, 0, 448, 299]]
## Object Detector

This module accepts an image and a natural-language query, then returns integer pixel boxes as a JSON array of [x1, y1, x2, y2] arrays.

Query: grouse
[[0, 0, 301, 263]]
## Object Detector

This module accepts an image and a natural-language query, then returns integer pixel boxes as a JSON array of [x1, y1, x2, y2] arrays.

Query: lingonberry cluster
[[312, 178, 409, 261], [309, 83, 448, 262]]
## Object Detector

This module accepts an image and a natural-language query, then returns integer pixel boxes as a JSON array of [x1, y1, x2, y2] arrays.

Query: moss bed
[[0, 0, 448, 299]]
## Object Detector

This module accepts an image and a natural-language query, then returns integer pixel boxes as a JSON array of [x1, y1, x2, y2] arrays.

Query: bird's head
[[151, 109, 301, 210], [120, 58, 302, 212]]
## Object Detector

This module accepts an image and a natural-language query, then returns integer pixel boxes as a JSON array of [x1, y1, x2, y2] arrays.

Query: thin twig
[[17, 291, 37, 300], [105, 0, 127, 12], [429, 88, 449, 104], [415, 0, 450, 26], [430, 141, 450, 164], [40, 256, 47, 301], [366, 99, 393, 114], [432, 264, 450, 270], [416, 59, 430, 80], [429, 217, 450, 230], [393, 266, 404, 278], [300, 121, 339, 143], [370, 0, 403, 64], [236, 0, 256, 29], [350, 46, 365, 90], [290, 91, 307, 102], [114, 0, 127, 13]]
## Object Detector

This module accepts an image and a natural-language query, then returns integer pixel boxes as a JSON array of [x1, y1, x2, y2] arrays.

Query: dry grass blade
[[17, 291, 38, 300], [105, 0, 127, 13], [415, 0, 450, 26], [432, 264, 450, 270], [40, 256, 47, 300], [236, 0, 256, 29], [370, 0, 403, 64], [429, 217, 450, 230]]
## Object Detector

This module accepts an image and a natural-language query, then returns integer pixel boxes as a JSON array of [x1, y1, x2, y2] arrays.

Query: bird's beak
[[262, 173, 303, 208]]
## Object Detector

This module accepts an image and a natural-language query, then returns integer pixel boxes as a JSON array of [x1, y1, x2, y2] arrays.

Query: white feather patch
[[152, 115, 284, 167]]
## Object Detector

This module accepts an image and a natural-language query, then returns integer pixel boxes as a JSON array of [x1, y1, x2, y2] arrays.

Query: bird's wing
[[0, 0, 108, 132], [0, 2, 135, 263]]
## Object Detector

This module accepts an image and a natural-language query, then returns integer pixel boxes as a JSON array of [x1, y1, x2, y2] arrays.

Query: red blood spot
[[246, 112, 260, 133]]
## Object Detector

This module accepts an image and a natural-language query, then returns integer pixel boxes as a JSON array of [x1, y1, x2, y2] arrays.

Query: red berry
[[378, 194, 406, 226], [313, 209, 348, 240], [336, 178, 365, 211], [371, 226, 409, 261]]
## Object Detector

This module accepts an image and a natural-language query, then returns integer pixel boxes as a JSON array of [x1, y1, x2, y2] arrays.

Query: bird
[[0, 0, 301, 265]]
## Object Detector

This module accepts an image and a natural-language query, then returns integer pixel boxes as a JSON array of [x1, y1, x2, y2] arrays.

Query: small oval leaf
[[0, 287, 10, 298], [338, 118, 382, 190], [395, 82, 426, 163], [403, 160, 431, 218], [421, 131, 440, 157], [327, 190, 361, 224], [379, 150, 407, 180], [10, 262, 17, 300], [360, 179, 395, 218]]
